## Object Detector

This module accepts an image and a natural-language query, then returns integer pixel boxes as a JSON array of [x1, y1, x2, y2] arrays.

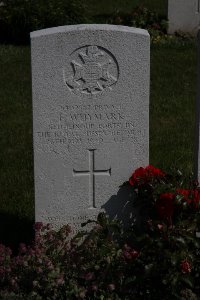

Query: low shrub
[[0, 0, 89, 44], [0, 165, 200, 299], [109, 6, 168, 39]]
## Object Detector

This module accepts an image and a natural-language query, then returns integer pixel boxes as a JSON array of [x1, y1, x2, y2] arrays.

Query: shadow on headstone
[[0, 211, 34, 253], [102, 185, 148, 231]]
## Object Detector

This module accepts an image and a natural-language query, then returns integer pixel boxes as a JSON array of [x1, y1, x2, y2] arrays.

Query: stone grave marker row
[[168, 0, 200, 35]]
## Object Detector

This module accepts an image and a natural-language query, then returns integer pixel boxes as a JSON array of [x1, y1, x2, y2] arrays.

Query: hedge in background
[[0, 0, 88, 44]]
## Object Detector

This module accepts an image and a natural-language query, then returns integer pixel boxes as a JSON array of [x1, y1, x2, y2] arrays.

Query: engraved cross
[[73, 149, 111, 209]]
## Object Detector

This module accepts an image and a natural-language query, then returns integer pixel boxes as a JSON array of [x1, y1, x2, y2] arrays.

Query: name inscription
[[36, 103, 145, 147]]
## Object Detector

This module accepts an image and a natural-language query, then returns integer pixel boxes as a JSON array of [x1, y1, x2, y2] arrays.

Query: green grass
[[86, 0, 168, 19], [0, 40, 197, 247], [150, 41, 197, 173], [0, 46, 34, 247]]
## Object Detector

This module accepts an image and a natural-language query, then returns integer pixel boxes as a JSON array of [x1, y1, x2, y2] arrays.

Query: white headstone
[[30, 24, 150, 233], [168, 0, 200, 35]]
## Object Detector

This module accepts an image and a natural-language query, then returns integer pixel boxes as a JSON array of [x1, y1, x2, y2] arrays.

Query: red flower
[[108, 283, 115, 291], [157, 224, 163, 230], [129, 167, 146, 186], [33, 222, 43, 231], [180, 259, 191, 274], [145, 165, 165, 177], [176, 189, 200, 207], [156, 193, 175, 220], [19, 243, 27, 254], [122, 244, 139, 260], [129, 165, 165, 186], [83, 272, 94, 281], [152, 22, 160, 30], [176, 189, 192, 204], [193, 189, 200, 207]]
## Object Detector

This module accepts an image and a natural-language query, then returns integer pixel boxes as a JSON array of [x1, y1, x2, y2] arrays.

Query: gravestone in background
[[168, 0, 200, 35], [30, 24, 150, 233]]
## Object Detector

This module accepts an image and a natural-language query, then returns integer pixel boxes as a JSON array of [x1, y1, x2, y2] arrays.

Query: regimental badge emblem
[[64, 45, 119, 97]]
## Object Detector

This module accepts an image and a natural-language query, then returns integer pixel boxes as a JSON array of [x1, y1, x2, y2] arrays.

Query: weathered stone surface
[[30, 24, 150, 233], [168, 0, 200, 35]]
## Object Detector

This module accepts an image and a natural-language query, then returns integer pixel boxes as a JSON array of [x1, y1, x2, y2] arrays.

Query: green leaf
[[74, 230, 87, 239], [145, 263, 154, 274], [172, 275, 178, 286], [124, 276, 136, 284], [81, 219, 96, 227], [117, 249, 122, 257], [181, 276, 194, 288], [97, 213, 108, 226], [171, 256, 178, 266], [175, 237, 186, 245]]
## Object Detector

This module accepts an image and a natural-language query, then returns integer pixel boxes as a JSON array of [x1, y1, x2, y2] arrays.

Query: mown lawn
[[0, 39, 197, 247], [150, 41, 197, 173], [0, 46, 34, 247]]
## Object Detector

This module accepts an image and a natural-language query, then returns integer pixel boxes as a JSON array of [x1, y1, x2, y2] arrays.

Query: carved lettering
[[36, 105, 145, 147], [70, 113, 92, 122], [106, 112, 124, 120]]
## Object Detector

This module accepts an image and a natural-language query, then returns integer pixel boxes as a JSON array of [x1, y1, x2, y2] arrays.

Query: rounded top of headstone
[[30, 24, 149, 38]]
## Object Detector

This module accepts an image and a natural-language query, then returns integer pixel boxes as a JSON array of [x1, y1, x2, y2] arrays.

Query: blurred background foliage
[[0, 0, 168, 44]]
